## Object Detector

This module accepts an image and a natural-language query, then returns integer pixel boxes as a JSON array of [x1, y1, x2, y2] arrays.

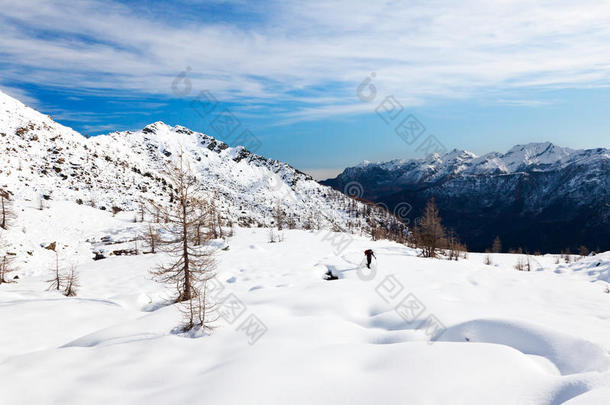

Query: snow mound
[[438, 318, 610, 375], [556, 252, 610, 283], [562, 387, 610, 405]]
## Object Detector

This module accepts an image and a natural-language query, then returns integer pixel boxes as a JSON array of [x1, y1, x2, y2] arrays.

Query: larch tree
[[146, 153, 217, 331], [413, 198, 446, 258], [0, 233, 16, 284], [0, 189, 15, 230], [63, 264, 80, 297], [46, 250, 62, 291], [142, 224, 159, 254], [273, 203, 286, 231], [446, 229, 467, 261], [492, 236, 502, 253]]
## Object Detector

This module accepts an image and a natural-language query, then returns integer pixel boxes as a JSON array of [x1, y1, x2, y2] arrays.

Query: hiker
[[364, 249, 376, 269]]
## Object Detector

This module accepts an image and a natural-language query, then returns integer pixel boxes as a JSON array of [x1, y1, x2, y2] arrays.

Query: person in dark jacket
[[364, 249, 376, 269]]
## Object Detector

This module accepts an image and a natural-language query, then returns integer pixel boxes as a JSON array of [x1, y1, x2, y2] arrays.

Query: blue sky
[[1, 0, 609, 179]]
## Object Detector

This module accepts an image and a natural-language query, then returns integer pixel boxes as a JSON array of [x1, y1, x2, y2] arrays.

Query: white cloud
[[0, 85, 40, 108], [2, 0, 610, 123]]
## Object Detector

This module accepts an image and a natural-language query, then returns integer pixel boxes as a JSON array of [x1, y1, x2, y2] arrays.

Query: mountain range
[[322, 143, 609, 253], [0, 90, 394, 235], [2, 88, 607, 253]]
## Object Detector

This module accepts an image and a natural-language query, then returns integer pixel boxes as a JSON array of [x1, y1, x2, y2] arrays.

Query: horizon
[[1, 0, 610, 178]]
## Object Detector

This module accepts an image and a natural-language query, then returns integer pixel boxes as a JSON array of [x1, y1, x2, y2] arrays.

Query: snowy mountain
[[0, 90, 394, 233], [323, 143, 609, 252]]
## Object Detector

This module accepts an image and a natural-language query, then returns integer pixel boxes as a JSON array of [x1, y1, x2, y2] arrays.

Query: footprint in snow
[[226, 276, 236, 283]]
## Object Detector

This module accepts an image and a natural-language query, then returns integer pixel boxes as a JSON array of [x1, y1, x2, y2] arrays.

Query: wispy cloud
[[496, 98, 555, 107], [2, 0, 610, 123], [0, 85, 40, 108], [81, 123, 124, 133]]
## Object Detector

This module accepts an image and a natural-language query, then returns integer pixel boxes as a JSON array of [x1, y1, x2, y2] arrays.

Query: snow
[[1, 201, 610, 404], [0, 89, 390, 234], [339, 140, 607, 180], [1, 88, 609, 404]]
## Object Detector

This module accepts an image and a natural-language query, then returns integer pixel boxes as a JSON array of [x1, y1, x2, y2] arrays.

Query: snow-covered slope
[[323, 143, 609, 252], [0, 90, 393, 232], [0, 200, 609, 404]]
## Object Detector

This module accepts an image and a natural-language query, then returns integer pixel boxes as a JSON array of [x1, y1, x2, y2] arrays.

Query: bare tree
[[208, 200, 219, 239], [179, 278, 217, 333], [273, 203, 286, 231], [0, 234, 16, 284], [217, 213, 224, 238], [0, 255, 16, 284], [446, 230, 466, 261], [147, 154, 216, 321], [192, 200, 211, 246], [47, 251, 62, 291], [514, 256, 530, 271], [492, 236, 502, 253], [561, 249, 572, 263], [138, 201, 146, 223], [142, 224, 159, 254], [0, 189, 15, 230], [413, 199, 446, 258], [578, 245, 589, 257], [64, 265, 80, 297]]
